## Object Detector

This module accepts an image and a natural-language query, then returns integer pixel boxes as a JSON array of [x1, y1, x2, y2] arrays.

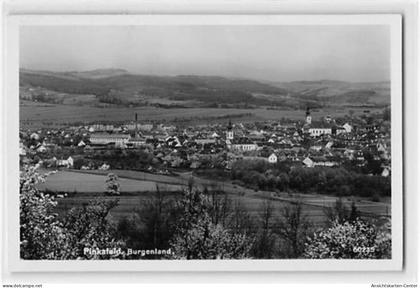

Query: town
[[19, 107, 391, 201]]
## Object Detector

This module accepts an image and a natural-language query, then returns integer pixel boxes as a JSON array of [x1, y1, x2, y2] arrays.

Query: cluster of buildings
[[19, 109, 391, 176]]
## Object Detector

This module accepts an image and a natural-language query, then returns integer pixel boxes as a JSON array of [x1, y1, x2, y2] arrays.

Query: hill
[[20, 69, 290, 107], [20, 69, 390, 108], [270, 80, 390, 106]]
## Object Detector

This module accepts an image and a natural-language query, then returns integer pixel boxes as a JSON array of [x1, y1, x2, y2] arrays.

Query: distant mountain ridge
[[20, 68, 130, 80], [269, 79, 390, 105], [19, 68, 390, 108]]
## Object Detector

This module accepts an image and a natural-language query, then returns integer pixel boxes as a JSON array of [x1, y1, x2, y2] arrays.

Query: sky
[[20, 25, 390, 82]]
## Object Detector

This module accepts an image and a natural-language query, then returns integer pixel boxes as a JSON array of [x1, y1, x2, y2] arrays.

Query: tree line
[[230, 160, 390, 200]]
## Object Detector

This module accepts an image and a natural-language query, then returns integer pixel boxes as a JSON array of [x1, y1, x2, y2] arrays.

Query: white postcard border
[[4, 14, 403, 272]]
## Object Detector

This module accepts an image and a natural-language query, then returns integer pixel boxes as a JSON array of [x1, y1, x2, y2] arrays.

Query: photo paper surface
[[5, 14, 403, 271]]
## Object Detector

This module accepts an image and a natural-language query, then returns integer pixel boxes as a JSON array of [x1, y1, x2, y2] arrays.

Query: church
[[303, 107, 348, 137], [225, 120, 258, 152]]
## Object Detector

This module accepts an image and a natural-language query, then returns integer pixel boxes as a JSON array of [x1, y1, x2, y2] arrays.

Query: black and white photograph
[[4, 13, 406, 272]]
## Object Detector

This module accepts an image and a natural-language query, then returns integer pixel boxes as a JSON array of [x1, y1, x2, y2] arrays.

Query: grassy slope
[[44, 169, 390, 227]]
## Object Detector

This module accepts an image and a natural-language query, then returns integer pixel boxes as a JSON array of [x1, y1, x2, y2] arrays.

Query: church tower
[[305, 107, 312, 125], [226, 120, 234, 140], [135, 113, 138, 132]]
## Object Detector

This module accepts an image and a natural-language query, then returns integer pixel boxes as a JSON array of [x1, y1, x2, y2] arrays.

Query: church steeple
[[305, 107, 312, 125], [135, 113, 138, 131], [226, 120, 234, 140]]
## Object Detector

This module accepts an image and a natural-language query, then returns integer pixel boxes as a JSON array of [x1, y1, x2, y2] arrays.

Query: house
[[99, 163, 110, 171], [310, 145, 323, 152], [57, 156, 74, 168], [30, 132, 40, 140], [302, 157, 314, 168], [344, 148, 356, 160], [36, 144, 47, 153], [19, 142, 27, 156], [277, 152, 287, 162], [355, 151, 365, 161], [268, 153, 278, 164], [78, 140, 86, 147], [325, 141, 334, 149], [335, 127, 347, 135], [165, 136, 182, 148], [377, 142, 387, 153], [343, 123, 352, 133], [381, 167, 390, 177]]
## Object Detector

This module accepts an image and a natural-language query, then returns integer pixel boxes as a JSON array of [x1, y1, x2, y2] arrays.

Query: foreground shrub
[[20, 166, 68, 259], [170, 179, 251, 259], [303, 219, 391, 259], [20, 165, 125, 259]]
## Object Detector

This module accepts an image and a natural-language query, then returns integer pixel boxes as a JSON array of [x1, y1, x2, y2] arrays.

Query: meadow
[[20, 101, 382, 128], [37, 170, 182, 193], [38, 170, 327, 226], [39, 169, 390, 228], [54, 192, 329, 231]]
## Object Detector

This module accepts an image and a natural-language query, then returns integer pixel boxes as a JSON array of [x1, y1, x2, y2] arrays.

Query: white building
[[57, 156, 74, 168], [19, 142, 27, 156], [381, 167, 390, 177], [36, 145, 47, 153], [343, 123, 352, 133], [227, 137, 258, 152], [128, 137, 146, 147], [229, 142, 258, 152], [302, 157, 315, 168], [309, 127, 332, 137], [325, 141, 334, 149], [30, 133, 40, 140], [99, 163, 110, 171], [268, 153, 278, 164], [90, 133, 131, 146]]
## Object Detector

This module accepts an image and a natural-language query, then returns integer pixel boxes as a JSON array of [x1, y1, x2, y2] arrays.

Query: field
[[37, 170, 182, 193], [20, 101, 383, 128], [39, 169, 390, 228], [54, 193, 329, 231]]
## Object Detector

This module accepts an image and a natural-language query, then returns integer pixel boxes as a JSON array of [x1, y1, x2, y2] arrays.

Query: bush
[[20, 165, 125, 260], [169, 179, 251, 259], [20, 166, 68, 259], [303, 219, 391, 259]]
